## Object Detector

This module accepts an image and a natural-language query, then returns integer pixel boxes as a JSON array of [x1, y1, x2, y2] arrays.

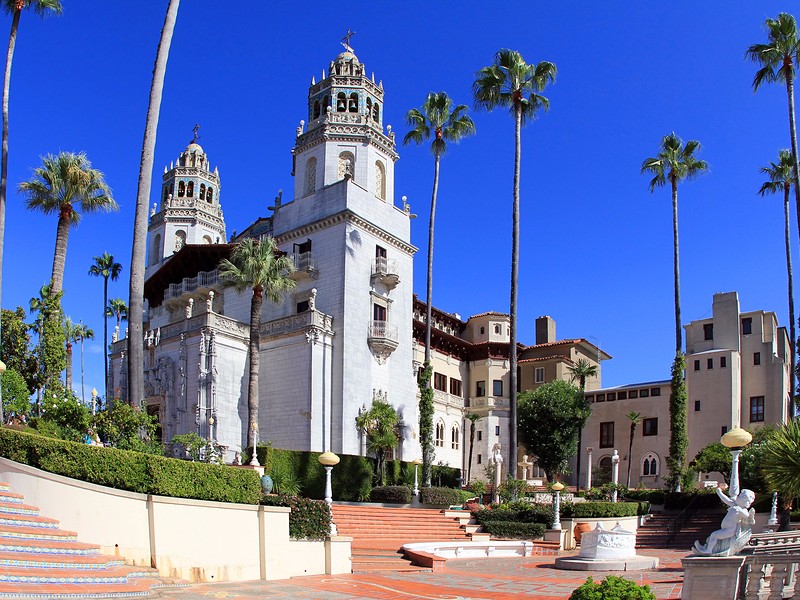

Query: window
[[640, 389, 650, 398], [629, 390, 639, 399], [296, 300, 310, 313], [477, 431, 482, 441], [178, 180, 185, 197], [477, 454, 482, 464], [618, 391, 628, 400], [534, 367, 544, 383], [199, 183, 206, 201], [433, 372, 447, 392], [207, 187, 214, 203], [694, 360, 701, 371], [312, 100, 321, 119], [643, 418, 658, 436], [695, 400, 701, 412], [642, 454, 659, 476], [451, 425, 460, 450], [480, 327, 485, 335], [476, 381, 486, 397], [742, 317, 752, 335], [187, 181, 194, 197], [585, 395, 595, 403], [600, 422, 614, 448], [750, 396, 765, 423], [596, 393, 605, 402], [305, 157, 317, 195], [704, 323, 714, 340], [707, 358, 714, 370], [607, 392, 616, 401], [493, 379, 503, 396], [338, 151, 355, 180], [348, 92, 358, 113], [373, 303, 387, 322], [495, 425, 500, 436], [435, 421, 445, 447], [754, 352, 761, 366], [494, 324, 501, 334], [721, 356, 727, 368], [375, 161, 385, 200], [650, 388, 661, 397], [449, 378, 462, 397], [336, 92, 346, 112]]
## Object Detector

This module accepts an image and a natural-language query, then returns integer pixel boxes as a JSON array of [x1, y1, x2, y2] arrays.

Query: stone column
[[681, 555, 746, 600], [586, 447, 594, 489], [611, 450, 620, 502]]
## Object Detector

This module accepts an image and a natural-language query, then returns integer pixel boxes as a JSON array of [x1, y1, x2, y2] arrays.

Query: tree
[[1, 367, 30, 418], [626, 411, 643, 488], [94, 401, 160, 453], [762, 420, 800, 501], [89, 252, 121, 402], [517, 379, 589, 481], [641, 133, 708, 490], [219, 237, 295, 445], [20, 152, 116, 298], [107, 297, 128, 331], [29, 284, 64, 394], [758, 149, 797, 409], [72, 321, 93, 405], [473, 49, 556, 468], [465, 412, 482, 483], [355, 396, 401, 486], [567, 358, 598, 490], [1, 307, 36, 391], [0, 0, 62, 404], [691, 442, 732, 482], [747, 14, 800, 253], [63, 317, 79, 392], [404, 91, 475, 487], [128, 0, 180, 410]]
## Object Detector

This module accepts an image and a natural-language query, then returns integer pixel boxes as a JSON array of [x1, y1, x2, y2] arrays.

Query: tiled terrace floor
[[154, 548, 687, 600]]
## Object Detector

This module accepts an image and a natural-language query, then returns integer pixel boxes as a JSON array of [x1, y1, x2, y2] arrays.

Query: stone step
[[0, 550, 124, 570], [0, 538, 100, 555], [0, 492, 24, 505], [0, 524, 78, 542], [0, 575, 185, 598], [0, 514, 59, 529], [0, 564, 151, 584], [0, 502, 39, 517]]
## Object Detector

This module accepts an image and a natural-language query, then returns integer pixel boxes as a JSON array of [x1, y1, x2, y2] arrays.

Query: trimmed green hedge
[[421, 486, 473, 506], [261, 494, 331, 540], [371, 486, 413, 503], [0, 427, 261, 504], [481, 521, 546, 539], [562, 502, 639, 519], [624, 489, 666, 505], [474, 502, 553, 525]]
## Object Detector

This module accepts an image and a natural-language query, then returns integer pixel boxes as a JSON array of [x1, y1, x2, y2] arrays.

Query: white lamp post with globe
[[318, 451, 340, 535]]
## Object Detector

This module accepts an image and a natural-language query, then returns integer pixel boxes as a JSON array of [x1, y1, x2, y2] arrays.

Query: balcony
[[165, 269, 219, 304], [371, 257, 399, 289], [367, 320, 398, 364], [289, 251, 318, 280]]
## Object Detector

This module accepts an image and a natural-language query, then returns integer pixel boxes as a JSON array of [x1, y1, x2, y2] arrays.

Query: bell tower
[[291, 37, 398, 203], [146, 129, 227, 278]]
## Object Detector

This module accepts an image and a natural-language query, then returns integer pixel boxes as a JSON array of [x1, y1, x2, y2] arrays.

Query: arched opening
[[174, 230, 186, 253], [322, 95, 329, 112], [199, 183, 206, 201], [336, 92, 347, 112], [187, 181, 194, 197], [348, 92, 358, 113], [338, 152, 355, 181], [372, 102, 380, 122], [595, 456, 613, 485], [641, 453, 659, 477], [451, 424, 460, 450], [163, 187, 169, 202], [178, 181, 185, 197], [366, 97, 372, 117], [435, 420, 445, 448], [207, 187, 214, 203], [150, 234, 161, 266], [202, 235, 213, 245], [375, 160, 385, 200], [313, 100, 320, 119], [305, 157, 317, 195]]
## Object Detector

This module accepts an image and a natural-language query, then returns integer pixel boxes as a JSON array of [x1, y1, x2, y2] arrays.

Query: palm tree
[[19, 152, 116, 297], [0, 0, 62, 388], [473, 49, 556, 468], [89, 252, 121, 402], [464, 412, 482, 483], [219, 237, 295, 447], [404, 91, 475, 486], [642, 132, 708, 490], [747, 14, 800, 253], [763, 419, 800, 502], [128, 0, 180, 409], [107, 297, 128, 332], [355, 397, 401, 486], [72, 321, 93, 405], [626, 411, 643, 488], [759, 149, 797, 411], [568, 358, 599, 491]]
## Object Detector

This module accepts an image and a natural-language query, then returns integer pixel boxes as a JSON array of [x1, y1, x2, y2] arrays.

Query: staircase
[[332, 504, 474, 573], [0, 480, 185, 598], [636, 511, 722, 549]]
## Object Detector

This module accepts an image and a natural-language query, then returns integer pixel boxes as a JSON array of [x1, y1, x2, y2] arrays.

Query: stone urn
[[260, 474, 274, 495], [574, 521, 593, 544]]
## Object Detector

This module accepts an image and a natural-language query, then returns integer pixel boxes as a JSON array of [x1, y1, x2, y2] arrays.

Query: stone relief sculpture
[[693, 488, 756, 556]]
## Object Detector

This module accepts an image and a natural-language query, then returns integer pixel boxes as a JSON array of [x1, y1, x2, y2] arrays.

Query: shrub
[[261, 494, 331, 540], [371, 485, 412, 504], [480, 521, 546, 539], [636, 501, 651, 516], [468, 479, 487, 497], [475, 501, 553, 525], [570, 576, 655, 600], [664, 488, 720, 511], [0, 427, 261, 504], [624, 489, 666, 505], [421, 486, 472, 506], [562, 502, 639, 519]]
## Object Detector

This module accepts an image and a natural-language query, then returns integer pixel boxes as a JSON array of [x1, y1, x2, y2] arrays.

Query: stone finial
[[151, 203, 157, 217], [186, 298, 194, 320], [296, 120, 305, 137], [309, 288, 317, 310], [207, 290, 215, 313]]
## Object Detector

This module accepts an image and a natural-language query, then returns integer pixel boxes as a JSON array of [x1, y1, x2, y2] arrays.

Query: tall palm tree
[[568, 357, 599, 491], [759, 149, 797, 412], [747, 14, 800, 253], [464, 412, 482, 483], [72, 321, 93, 405], [89, 253, 121, 402], [404, 91, 475, 486], [19, 152, 116, 297], [642, 132, 708, 490], [763, 419, 800, 501], [626, 411, 643, 488], [219, 237, 295, 447], [107, 297, 128, 331], [128, 0, 180, 409], [473, 49, 556, 468]]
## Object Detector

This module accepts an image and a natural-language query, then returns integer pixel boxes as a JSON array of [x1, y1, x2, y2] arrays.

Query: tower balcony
[[289, 251, 318, 280], [371, 257, 399, 289], [367, 320, 398, 364], [164, 269, 220, 304]]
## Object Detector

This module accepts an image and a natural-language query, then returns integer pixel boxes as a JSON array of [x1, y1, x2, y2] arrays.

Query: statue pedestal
[[555, 523, 658, 571], [681, 555, 746, 600]]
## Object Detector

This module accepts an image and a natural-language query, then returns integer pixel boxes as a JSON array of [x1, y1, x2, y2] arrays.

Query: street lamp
[[91, 388, 98, 416], [412, 458, 422, 496], [551, 482, 565, 530], [249, 424, 260, 466], [721, 427, 752, 499], [319, 451, 340, 535]]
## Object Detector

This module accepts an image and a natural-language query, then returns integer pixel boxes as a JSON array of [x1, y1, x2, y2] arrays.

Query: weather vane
[[191, 123, 200, 144], [341, 28, 356, 53]]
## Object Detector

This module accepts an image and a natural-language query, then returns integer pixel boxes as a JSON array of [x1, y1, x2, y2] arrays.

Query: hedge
[[262, 494, 331, 540], [562, 502, 639, 519], [0, 427, 262, 504], [421, 486, 473, 506], [480, 521, 546, 539], [371, 485, 412, 504], [474, 502, 553, 525], [624, 489, 666, 505], [570, 576, 655, 600], [664, 489, 722, 511]]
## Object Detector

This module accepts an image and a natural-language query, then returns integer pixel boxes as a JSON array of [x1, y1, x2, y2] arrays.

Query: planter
[[574, 521, 592, 544]]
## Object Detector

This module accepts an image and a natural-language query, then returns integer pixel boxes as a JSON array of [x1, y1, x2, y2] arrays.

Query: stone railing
[[368, 320, 397, 342], [469, 396, 505, 409], [433, 390, 464, 411], [372, 257, 398, 278], [156, 312, 248, 341], [739, 553, 800, 598], [259, 310, 332, 339], [165, 270, 220, 301]]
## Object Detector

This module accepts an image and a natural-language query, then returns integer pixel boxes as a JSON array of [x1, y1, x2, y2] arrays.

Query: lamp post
[[611, 449, 620, 502], [91, 388, 98, 416], [721, 427, 752, 499], [318, 451, 340, 535], [412, 458, 422, 497], [551, 482, 564, 530], [249, 424, 260, 466]]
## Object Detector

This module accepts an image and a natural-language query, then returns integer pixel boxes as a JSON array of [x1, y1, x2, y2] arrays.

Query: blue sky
[[1, 2, 796, 398]]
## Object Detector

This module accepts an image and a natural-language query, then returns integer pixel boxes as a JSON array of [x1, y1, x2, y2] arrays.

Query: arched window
[[348, 92, 358, 113], [336, 92, 347, 112], [435, 420, 445, 448], [641, 453, 660, 477], [313, 100, 320, 119], [187, 181, 194, 197], [338, 152, 355, 181], [322, 95, 329, 112], [199, 184, 206, 201], [207, 187, 214, 203], [451, 424, 460, 450], [375, 160, 385, 200], [178, 181, 185, 197], [150, 234, 161, 266], [366, 97, 372, 117], [174, 230, 186, 253], [163, 187, 169, 202], [202, 235, 213, 245], [595, 456, 612, 485], [494, 324, 501, 334], [373, 102, 380, 122], [305, 157, 317, 195]]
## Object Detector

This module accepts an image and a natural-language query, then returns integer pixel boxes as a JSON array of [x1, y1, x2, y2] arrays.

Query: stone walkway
[[153, 548, 687, 599]]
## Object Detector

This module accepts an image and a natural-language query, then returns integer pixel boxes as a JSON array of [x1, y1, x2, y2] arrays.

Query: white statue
[[693, 488, 756, 556], [491, 443, 503, 503]]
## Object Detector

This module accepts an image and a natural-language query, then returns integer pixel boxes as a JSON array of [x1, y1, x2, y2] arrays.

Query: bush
[[570, 576, 655, 600], [664, 488, 721, 511], [261, 494, 331, 540], [636, 501, 651, 516], [0, 427, 261, 504], [474, 501, 553, 525], [562, 502, 639, 519], [480, 521, 546, 539], [624, 489, 666, 505], [421, 486, 472, 506], [371, 485, 413, 504]]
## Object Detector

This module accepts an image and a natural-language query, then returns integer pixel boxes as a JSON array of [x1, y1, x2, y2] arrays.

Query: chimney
[[536, 316, 556, 345]]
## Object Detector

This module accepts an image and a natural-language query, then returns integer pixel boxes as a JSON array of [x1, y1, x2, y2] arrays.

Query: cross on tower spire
[[341, 28, 356, 53], [191, 123, 200, 144]]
